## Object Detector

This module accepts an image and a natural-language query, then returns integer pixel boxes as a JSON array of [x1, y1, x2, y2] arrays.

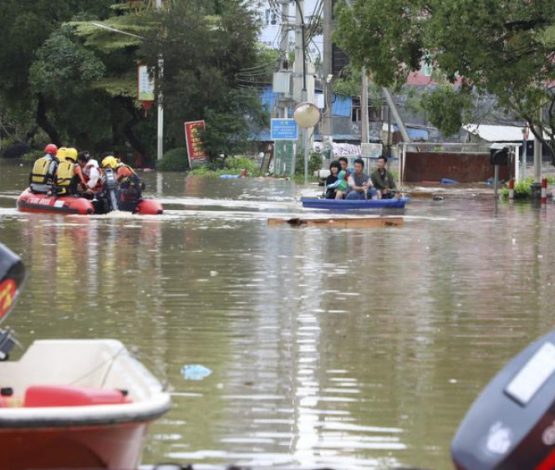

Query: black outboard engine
[[0, 243, 25, 360], [452, 330, 555, 470], [104, 168, 120, 212]]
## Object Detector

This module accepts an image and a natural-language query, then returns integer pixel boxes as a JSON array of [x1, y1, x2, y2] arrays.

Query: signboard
[[271, 119, 298, 141], [361, 143, 383, 159], [137, 65, 155, 102], [184, 120, 208, 166]]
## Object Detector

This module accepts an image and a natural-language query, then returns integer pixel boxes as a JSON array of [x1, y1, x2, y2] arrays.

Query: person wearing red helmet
[[29, 144, 60, 194]]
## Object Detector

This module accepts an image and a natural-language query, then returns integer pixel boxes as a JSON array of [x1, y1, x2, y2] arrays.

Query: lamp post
[[91, 21, 164, 162]]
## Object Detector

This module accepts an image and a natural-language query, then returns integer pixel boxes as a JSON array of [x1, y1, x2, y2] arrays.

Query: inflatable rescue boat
[[16, 189, 163, 215]]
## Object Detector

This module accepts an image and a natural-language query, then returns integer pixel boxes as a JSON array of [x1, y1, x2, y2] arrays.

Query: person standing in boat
[[101, 155, 143, 212], [324, 161, 341, 199], [29, 144, 59, 194], [77, 152, 102, 197], [346, 158, 375, 200], [370, 155, 398, 199], [53, 147, 85, 196]]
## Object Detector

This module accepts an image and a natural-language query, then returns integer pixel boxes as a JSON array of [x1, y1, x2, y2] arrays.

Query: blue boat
[[301, 197, 409, 210]]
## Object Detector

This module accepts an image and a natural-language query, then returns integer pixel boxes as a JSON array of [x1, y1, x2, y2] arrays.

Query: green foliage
[[156, 147, 189, 172], [295, 151, 323, 176], [501, 177, 555, 200], [189, 156, 257, 176], [140, 0, 266, 158], [335, 0, 555, 157], [421, 86, 474, 137], [333, 66, 361, 97], [21, 150, 44, 162], [225, 156, 257, 172], [30, 29, 106, 99]]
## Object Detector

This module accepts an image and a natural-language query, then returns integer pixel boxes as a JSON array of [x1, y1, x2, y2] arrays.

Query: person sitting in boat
[[53, 147, 85, 196], [326, 169, 349, 200], [101, 156, 143, 212], [370, 155, 398, 199], [29, 144, 59, 194], [324, 161, 341, 199], [338, 157, 351, 180], [77, 152, 102, 197], [346, 158, 375, 200]]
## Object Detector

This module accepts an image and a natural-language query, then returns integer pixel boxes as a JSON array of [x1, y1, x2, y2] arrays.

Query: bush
[[156, 147, 189, 172], [189, 155, 258, 177], [224, 156, 257, 173], [295, 151, 322, 176], [2, 142, 30, 159], [500, 176, 554, 200], [21, 150, 44, 162]]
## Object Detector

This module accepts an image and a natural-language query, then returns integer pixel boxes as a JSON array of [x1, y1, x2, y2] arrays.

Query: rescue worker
[[101, 156, 143, 212], [77, 152, 102, 197], [101, 156, 135, 183], [29, 144, 59, 194], [53, 147, 85, 196]]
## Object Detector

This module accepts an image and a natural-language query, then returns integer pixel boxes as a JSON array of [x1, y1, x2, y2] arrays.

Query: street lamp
[[90, 22, 164, 162], [294, 102, 321, 184]]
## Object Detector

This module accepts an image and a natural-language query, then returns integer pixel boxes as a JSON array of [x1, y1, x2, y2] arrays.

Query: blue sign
[[271, 119, 298, 141]]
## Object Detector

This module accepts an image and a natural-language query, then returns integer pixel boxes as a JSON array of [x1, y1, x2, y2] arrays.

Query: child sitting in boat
[[326, 169, 348, 200]]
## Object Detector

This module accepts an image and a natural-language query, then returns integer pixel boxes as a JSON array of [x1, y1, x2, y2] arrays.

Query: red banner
[[184, 120, 208, 167]]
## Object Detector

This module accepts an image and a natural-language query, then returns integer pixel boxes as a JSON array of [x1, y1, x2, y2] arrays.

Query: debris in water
[[182, 364, 212, 381]]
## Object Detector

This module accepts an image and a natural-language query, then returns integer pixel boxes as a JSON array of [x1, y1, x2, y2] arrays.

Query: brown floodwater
[[1, 159, 554, 469]]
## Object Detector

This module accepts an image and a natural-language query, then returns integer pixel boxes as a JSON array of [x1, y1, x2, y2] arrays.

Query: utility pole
[[534, 109, 542, 183], [292, 0, 306, 177], [382, 88, 411, 143], [156, 0, 164, 161], [361, 68, 369, 143], [321, 0, 333, 138], [279, 0, 290, 119]]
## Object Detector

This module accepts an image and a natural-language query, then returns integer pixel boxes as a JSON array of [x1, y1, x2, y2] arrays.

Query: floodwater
[[1, 159, 554, 469]]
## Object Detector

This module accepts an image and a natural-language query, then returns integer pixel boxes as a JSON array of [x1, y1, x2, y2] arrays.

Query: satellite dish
[[293, 102, 321, 129]]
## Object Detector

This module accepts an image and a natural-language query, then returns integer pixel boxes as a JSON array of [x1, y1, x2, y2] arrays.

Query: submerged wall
[[404, 152, 511, 183]]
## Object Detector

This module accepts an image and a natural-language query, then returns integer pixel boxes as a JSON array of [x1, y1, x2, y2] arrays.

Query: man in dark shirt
[[371, 156, 397, 199]]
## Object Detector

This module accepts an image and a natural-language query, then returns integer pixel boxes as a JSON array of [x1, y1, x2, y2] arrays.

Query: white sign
[[137, 65, 155, 102]]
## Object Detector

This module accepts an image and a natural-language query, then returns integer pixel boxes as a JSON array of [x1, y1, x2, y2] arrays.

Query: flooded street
[[1, 160, 554, 469]]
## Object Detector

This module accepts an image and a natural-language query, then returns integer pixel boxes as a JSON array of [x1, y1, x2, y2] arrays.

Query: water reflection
[[1, 161, 555, 469]]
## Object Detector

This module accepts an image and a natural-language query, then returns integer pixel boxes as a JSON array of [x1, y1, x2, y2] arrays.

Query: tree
[[140, 0, 268, 160], [335, 0, 555, 159], [0, 0, 113, 144]]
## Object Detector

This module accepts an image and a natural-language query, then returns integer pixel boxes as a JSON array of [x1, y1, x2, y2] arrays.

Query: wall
[[404, 152, 511, 183]]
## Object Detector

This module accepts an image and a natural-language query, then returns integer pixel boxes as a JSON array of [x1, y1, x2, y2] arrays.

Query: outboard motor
[[0, 243, 25, 360], [104, 168, 120, 212], [452, 330, 555, 470]]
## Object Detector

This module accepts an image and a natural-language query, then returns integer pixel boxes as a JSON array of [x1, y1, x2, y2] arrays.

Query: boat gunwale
[[0, 394, 170, 428]]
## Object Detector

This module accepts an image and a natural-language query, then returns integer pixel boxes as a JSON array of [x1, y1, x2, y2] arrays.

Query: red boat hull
[[0, 421, 149, 470], [136, 198, 164, 215], [17, 189, 94, 215], [16, 189, 163, 215]]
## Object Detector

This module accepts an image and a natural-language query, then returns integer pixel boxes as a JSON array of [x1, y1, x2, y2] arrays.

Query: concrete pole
[[382, 87, 411, 143], [534, 110, 542, 183], [521, 133, 527, 182], [279, 0, 289, 121], [156, 0, 164, 161], [321, 0, 333, 138], [361, 68, 369, 144], [279, 0, 289, 67]]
